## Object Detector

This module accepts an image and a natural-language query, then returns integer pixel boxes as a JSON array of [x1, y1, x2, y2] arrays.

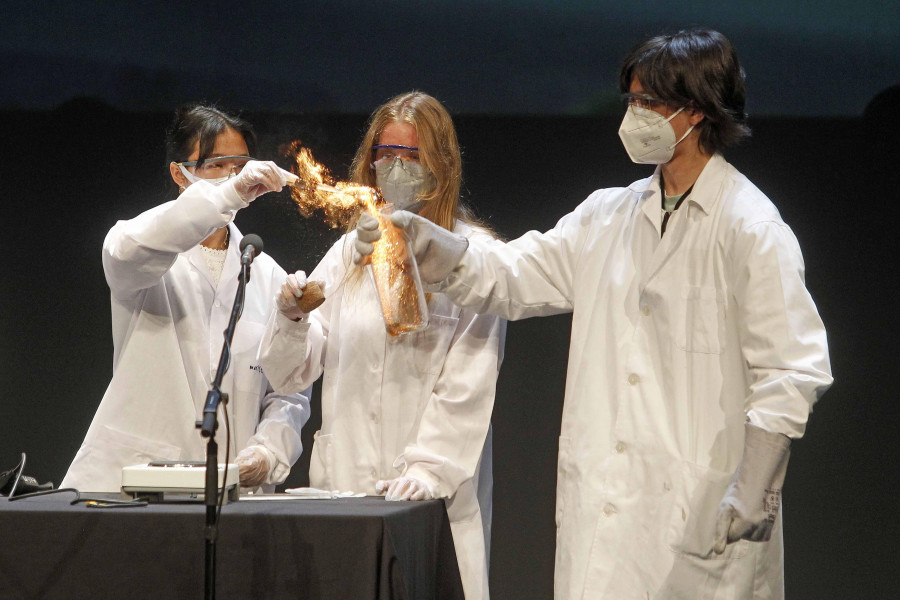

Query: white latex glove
[[227, 160, 290, 203], [389, 210, 469, 284], [352, 212, 382, 265], [234, 446, 272, 488], [375, 476, 435, 501], [275, 271, 308, 321], [713, 422, 791, 554]]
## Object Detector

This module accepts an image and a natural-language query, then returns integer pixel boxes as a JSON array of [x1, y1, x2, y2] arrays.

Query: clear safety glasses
[[176, 155, 255, 180], [621, 93, 672, 113], [371, 144, 420, 166]]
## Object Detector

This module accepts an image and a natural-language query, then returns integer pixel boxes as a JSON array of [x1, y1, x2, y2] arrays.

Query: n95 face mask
[[374, 157, 433, 212], [618, 105, 693, 164]]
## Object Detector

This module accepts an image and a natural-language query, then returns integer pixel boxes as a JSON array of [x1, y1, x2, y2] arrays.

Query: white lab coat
[[62, 181, 310, 493], [259, 221, 505, 600], [437, 155, 832, 600]]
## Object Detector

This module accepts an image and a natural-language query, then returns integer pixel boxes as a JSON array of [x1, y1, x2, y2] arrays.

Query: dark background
[[3, 1, 898, 117], [2, 2, 899, 599]]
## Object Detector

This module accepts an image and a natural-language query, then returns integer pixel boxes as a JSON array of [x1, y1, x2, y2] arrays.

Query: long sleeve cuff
[[275, 310, 311, 334]]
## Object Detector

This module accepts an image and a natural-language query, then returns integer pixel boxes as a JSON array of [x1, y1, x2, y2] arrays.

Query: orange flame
[[285, 141, 426, 336], [285, 141, 381, 228], [369, 207, 428, 336]]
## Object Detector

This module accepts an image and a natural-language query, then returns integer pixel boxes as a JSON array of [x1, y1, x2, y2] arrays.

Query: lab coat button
[[214, 300, 221, 307], [370, 413, 379, 423], [615, 442, 627, 454], [603, 504, 616, 516], [628, 373, 640, 385], [641, 305, 651, 316], [371, 468, 378, 478]]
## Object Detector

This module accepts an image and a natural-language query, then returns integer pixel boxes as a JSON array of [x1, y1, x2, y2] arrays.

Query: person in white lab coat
[[258, 92, 504, 600], [62, 104, 310, 493], [358, 31, 833, 600]]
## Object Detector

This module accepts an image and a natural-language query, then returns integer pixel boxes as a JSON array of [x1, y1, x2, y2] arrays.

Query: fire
[[285, 142, 428, 336], [369, 206, 429, 336], [285, 141, 381, 228]]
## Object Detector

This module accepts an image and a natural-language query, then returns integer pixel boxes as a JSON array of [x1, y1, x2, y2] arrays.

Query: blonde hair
[[342, 92, 495, 290], [349, 91, 486, 233]]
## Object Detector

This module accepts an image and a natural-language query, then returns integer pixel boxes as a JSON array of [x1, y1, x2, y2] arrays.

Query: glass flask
[[366, 205, 429, 336]]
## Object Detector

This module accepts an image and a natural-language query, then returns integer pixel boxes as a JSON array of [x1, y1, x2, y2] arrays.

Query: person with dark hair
[[62, 103, 310, 493], [259, 92, 504, 600], [358, 30, 832, 599]]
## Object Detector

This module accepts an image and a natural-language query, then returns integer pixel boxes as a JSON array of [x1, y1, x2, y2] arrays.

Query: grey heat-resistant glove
[[352, 212, 382, 265], [388, 210, 469, 284], [713, 422, 791, 554]]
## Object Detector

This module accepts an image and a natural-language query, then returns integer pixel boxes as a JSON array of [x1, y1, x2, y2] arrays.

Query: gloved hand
[[375, 476, 435, 501], [389, 210, 469, 284], [713, 422, 791, 554], [275, 271, 308, 321], [352, 212, 382, 265], [234, 446, 272, 488], [228, 160, 290, 203]]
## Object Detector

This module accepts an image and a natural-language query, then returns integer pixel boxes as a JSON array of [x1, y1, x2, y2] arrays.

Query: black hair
[[618, 28, 751, 155], [165, 103, 257, 168]]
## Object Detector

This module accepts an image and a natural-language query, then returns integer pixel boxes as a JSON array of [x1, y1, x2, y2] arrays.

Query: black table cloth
[[0, 494, 463, 600]]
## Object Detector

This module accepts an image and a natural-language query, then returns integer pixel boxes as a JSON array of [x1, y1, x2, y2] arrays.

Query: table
[[0, 493, 463, 600]]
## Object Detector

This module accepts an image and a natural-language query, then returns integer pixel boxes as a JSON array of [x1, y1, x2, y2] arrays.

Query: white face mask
[[178, 163, 233, 186], [374, 157, 433, 212], [618, 105, 694, 164]]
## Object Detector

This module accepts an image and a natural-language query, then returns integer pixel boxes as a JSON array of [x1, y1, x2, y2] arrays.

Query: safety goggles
[[371, 145, 420, 166], [621, 93, 672, 113], [176, 155, 255, 180]]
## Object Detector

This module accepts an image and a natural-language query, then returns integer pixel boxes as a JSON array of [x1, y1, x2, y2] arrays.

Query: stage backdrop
[[1, 99, 897, 599]]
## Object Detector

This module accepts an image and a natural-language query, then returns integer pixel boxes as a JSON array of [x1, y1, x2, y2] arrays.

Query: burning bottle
[[284, 143, 428, 336], [367, 204, 429, 336]]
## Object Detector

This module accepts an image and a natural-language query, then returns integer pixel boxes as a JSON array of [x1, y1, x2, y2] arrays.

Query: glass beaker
[[366, 205, 429, 336]]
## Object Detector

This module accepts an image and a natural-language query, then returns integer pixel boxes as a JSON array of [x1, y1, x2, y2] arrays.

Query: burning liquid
[[286, 143, 428, 336], [368, 205, 429, 336]]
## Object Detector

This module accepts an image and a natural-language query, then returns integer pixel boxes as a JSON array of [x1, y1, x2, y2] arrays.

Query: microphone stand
[[197, 251, 253, 600]]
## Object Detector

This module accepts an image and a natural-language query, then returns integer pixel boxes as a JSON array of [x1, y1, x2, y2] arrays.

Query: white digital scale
[[121, 461, 240, 503]]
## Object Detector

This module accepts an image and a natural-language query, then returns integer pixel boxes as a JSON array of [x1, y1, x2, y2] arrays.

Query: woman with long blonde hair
[[260, 92, 504, 600]]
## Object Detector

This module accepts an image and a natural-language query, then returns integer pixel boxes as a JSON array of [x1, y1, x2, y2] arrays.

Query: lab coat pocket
[[233, 356, 265, 398], [308, 431, 334, 490], [664, 460, 747, 560], [413, 314, 459, 374], [555, 436, 572, 528], [231, 321, 267, 429], [232, 321, 266, 389], [677, 285, 725, 354]]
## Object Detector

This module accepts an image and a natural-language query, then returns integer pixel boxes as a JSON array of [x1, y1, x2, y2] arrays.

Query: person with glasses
[[359, 31, 832, 600], [259, 92, 504, 600], [62, 103, 310, 494]]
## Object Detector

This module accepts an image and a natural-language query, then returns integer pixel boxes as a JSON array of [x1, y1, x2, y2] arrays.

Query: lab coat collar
[[634, 154, 727, 226], [185, 222, 243, 291], [634, 175, 662, 234], [681, 154, 727, 216]]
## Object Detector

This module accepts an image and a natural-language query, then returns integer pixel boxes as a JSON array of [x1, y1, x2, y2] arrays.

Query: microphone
[[239, 234, 264, 265]]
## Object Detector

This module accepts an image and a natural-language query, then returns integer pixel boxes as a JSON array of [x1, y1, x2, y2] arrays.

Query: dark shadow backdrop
[[1, 98, 898, 599]]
